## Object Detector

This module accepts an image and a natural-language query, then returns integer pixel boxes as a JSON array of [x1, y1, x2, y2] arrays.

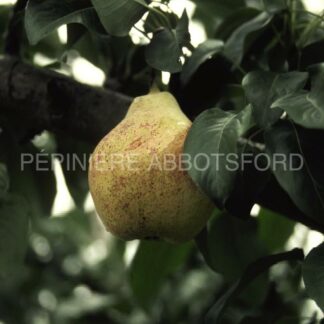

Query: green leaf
[[25, 0, 102, 45], [181, 39, 224, 85], [258, 208, 295, 252], [129, 240, 192, 310], [206, 248, 304, 322], [184, 105, 252, 207], [194, 0, 245, 20], [144, 8, 178, 33], [223, 12, 272, 66], [215, 7, 260, 40], [0, 133, 56, 218], [272, 65, 324, 130], [0, 196, 29, 278], [302, 242, 324, 311], [243, 71, 309, 128], [0, 163, 9, 200], [146, 28, 182, 72], [145, 10, 190, 73], [91, 0, 147, 36], [265, 121, 324, 225], [196, 213, 266, 279]]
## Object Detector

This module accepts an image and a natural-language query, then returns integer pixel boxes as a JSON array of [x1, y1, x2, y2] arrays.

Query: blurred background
[[0, 0, 323, 323]]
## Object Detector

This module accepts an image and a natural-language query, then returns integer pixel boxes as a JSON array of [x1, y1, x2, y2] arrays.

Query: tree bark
[[0, 57, 133, 143]]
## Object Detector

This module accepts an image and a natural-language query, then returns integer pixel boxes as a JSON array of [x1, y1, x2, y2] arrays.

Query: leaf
[[0, 163, 9, 200], [146, 28, 182, 73], [145, 10, 190, 73], [223, 12, 272, 66], [302, 242, 324, 311], [196, 213, 266, 279], [243, 71, 309, 128], [264, 121, 324, 225], [181, 39, 224, 85], [215, 7, 260, 40], [144, 8, 178, 33], [91, 0, 147, 36], [258, 208, 295, 252], [0, 196, 29, 278], [184, 105, 252, 207], [272, 65, 324, 130], [194, 0, 245, 20], [25, 0, 102, 45], [0, 132, 56, 218], [129, 240, 192, 310], [205, 248, 304, 323], [224, 141, 272, 218]]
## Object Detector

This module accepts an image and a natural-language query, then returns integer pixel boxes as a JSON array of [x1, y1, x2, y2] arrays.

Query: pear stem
[[149, 82, 160, 94]]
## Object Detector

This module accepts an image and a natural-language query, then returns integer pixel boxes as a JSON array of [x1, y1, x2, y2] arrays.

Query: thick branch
[[0, 57, 133, 143]]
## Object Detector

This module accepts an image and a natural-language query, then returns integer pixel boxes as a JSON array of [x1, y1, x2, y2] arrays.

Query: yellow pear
[[88, 91, 214, 243]]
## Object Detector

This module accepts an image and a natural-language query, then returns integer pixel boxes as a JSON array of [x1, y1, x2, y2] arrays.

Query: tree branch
[[0, 57, 133, 144]]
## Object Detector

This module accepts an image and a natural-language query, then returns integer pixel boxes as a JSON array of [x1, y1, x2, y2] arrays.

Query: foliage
[[0, 0, 323, 322]]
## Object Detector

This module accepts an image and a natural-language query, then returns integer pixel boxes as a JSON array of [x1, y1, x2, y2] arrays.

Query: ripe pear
[[88, 91, 214, 243]]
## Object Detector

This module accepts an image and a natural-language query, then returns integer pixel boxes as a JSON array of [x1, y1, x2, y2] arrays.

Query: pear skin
[[88, 92, 214, 243]]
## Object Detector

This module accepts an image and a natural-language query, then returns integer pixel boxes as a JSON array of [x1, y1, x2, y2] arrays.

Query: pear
[[88, 91, 214, 243]]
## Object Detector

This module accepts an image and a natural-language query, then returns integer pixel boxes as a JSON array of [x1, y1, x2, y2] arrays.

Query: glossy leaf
[[184, 105, 252, 207], [243, 71, 308, 128], [91, 0, 147, 36], [25, 0, 102, 45], [223, 12, 272, 66], [272, 65, 324, 129], [302, 242, 324, 311], [145, 11, 190, 73], [265, 121, 324, 225]]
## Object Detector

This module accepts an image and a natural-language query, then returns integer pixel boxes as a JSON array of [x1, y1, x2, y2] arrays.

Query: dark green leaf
[[146, 28, 182, 72], [265, 121, 324, 225], [181, 39, 224, 85], [258, 208, 295, 252], [144, 8, 178, 33], [196, 213, 266, 279], [243, 71, 308, 128], [223, 12, 272, 66], [175, 10, 190, 48], [194, 0, 245, 20], [0, 163, 9, 200], [145, 11, 190, 73], [272, 65, 324, 129], [91, 0, 147, 36], [205, 248, 304, 322], [0, 133, 56, 218], [25, 0, 102, 45], [303, 242, 324, 311], [215, 7, 260, 40], [184, 105, 252, 207], [0, 196, 29, 278], [129, 240, 192, 310]]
